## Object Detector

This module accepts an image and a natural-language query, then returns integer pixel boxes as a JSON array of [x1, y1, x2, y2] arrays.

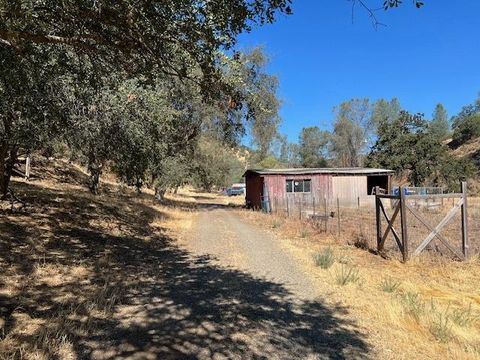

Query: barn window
[[286, 180, 293, 193], [286, 179, 311, 193], [304, 179, 311, 192]]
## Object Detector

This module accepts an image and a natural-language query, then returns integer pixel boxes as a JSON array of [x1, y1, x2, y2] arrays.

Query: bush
[[335, 265, 360, 286], [313, 248, 335, 269]]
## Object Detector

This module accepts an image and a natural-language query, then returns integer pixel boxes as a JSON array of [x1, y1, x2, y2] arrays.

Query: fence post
[[324, 196, 328, 233], [337, 197, 340, 239], [299, 196, 303, 220], [461, 181, 469, 259], [400, 186, 409, 262], [313, 196, 316, 218], [375, 187, 382, 250], [25, 154, 31, 180]]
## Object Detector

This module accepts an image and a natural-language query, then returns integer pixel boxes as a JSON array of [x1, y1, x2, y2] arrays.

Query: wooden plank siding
[[263, 174, 333, 211], [332, 175, 368, 206]]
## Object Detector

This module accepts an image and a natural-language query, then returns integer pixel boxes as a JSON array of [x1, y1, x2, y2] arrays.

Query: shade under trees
[[1, 0, 290, 197]]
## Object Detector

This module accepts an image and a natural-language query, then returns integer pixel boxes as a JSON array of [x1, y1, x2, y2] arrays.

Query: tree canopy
[[0, 0, 291, 96], [366, 111, 475, 189], [298, 127, 329, 168], [429, 103, 450, 140]]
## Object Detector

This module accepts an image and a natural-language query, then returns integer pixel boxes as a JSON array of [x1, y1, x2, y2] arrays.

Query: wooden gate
[[375, 182, 469, 261]]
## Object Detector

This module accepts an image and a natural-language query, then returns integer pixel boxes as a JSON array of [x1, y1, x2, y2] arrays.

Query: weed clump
[[335, 265, 360, 286], [400, 292, 425, 322], [451, 304, 478, 327], [429, 309, 452, 343], [380, 277, 401, 293], [313, 247, 335, 269], [271, 219, 282, 229]]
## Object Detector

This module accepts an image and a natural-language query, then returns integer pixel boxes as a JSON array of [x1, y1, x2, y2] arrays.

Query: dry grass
[[0, 161, 197, 360], [237, 208, 480, 360], [2, 157, 478, 359]]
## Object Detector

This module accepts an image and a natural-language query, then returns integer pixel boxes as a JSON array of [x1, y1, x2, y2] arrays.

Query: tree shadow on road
[[0, 180, 370, 359]]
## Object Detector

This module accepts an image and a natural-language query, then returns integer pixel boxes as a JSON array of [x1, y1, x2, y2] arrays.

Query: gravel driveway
[[169, 205, 371, 359], [189, 208, 317, 300], [94, 205, 370, 359]]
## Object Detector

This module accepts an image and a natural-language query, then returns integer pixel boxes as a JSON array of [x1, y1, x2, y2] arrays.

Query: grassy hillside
[[0, 159, 196, 359]]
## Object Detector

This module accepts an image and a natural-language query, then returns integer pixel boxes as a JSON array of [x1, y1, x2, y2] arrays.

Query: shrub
[[313, 248, 335, 269], [380, 277, 401, 293], [335, 265, 360, 286], [353, 233, 369, 250]]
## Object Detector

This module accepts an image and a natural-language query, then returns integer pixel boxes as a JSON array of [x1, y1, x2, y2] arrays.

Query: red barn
[[244, 168, 394, 210]]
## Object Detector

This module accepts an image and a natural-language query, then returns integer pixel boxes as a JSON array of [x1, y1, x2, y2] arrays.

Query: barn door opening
[[367, 175, 389, 195], [261, 179, 271, 212]]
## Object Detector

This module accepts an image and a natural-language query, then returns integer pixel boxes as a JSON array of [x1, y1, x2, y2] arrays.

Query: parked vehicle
[[226, 186, 245, 196]]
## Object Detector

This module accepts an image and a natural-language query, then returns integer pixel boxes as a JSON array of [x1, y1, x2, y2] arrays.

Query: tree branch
[[0, 29, 97, 49], [350, 0, 387, 29]]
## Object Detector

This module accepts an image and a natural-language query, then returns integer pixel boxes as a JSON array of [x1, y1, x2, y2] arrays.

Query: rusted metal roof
[[244, 167, 394, 176]]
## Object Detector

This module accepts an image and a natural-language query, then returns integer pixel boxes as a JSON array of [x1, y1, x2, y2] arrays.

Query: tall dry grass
[[237, 208, 480, 360], [0, 167, 197, 360]]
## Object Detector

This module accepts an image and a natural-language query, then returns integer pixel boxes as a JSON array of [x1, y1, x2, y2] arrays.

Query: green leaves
[[366, 111, 475, 190], [383, 0, 424, 10], [298, 126, 329, 168], [0, 0, 291, 98]]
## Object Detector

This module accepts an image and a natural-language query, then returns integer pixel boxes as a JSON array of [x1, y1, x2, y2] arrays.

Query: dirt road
[[168, 205, 370, 359], [188, 207, 317, 300], [91, 204, 370, 360]]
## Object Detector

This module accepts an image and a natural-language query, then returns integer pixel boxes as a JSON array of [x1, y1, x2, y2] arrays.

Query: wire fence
[[267, 193, 480, 260]]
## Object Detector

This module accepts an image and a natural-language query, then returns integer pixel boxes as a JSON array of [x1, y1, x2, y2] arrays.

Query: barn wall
[[247, 172, 392, 211], [263, 174, 333, 210], [332, 175, 368, 205]]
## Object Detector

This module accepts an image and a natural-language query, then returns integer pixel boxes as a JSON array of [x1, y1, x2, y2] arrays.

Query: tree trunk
[[0, 144, 8, 198], [87, 155, 102, 195], [1, 145, 18, 198], [135, 177, 143, 194], [154, 187, 166, 202]]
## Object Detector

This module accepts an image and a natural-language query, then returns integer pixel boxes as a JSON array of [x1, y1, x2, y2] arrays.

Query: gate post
[[400, 187, 409, 262], [375, 187, 382, 250], [461, 181, 469, 259]]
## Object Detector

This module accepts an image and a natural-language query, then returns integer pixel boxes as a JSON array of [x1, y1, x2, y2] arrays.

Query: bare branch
[[350, 0, 387, 29]]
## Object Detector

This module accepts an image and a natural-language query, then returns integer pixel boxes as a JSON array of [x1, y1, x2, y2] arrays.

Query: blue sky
[[237, 1, 480, 143]]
